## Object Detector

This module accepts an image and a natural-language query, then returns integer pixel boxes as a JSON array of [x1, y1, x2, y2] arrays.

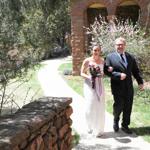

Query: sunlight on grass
[[64, 75, 83, 96], [58, 62, 83, 95], [24, 65, 44, 99], [18, 65, 44, 100]]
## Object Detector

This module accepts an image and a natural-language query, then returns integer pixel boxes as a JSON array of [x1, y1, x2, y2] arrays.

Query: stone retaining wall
[[0, 97, 73, 150]]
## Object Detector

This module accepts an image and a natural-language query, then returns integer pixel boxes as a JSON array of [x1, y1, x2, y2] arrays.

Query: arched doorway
[[87, 3, 108, 26], [116, 0, 140, 24], [86, 3, 108, 52]]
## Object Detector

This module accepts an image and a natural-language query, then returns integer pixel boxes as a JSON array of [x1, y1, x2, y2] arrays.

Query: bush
[[86, 16, 150, 80], [42, 46, 71, 59], [0, 0, 71, 115]]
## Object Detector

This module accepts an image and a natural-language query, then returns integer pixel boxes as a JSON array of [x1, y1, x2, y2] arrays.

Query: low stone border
[[0, 97, 73, 150]]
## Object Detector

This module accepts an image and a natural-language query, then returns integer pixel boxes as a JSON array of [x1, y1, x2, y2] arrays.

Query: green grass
[[22, 65, 44, 99], [58, 62, 150, 143], [131, 87, 150, 141], [72, 129, 80, 148], [17, 65, 43, 98], [58, 62, 84, 96], [58, 62, 72, 71]]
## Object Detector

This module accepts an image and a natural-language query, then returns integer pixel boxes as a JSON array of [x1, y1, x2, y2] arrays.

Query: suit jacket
[[104, 51, 143, 95]]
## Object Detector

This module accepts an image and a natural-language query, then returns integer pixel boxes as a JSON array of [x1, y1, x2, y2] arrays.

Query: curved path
[[38, 56, 150, 150]]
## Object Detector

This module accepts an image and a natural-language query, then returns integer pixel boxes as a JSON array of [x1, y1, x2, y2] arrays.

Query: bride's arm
[[80, 58, 91, 80]]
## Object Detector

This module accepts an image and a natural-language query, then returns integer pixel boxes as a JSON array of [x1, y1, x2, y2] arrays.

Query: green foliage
[[46, 0, 71, 48], [59, 62, 84, 96], [72, 129, 80, 148], [0, 0, 71, 115], [87, 17, 149, 53], [0, 3, 20, 47], [137, 50, 150, 81], [0, 65, 43, 116], [58, 63, 72, 72], [0, 0, 71, 59], [21, 9, 46, 50]]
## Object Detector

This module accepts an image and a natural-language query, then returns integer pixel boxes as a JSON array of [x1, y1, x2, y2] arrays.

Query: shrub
[[86, 16, 150, 80]]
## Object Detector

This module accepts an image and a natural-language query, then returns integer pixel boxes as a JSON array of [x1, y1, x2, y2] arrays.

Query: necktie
[[120, 54, 125, 63]]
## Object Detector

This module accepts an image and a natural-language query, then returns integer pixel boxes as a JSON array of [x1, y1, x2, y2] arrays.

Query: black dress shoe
[[121, 126, 132, 134], [113, 122, 119, 132]]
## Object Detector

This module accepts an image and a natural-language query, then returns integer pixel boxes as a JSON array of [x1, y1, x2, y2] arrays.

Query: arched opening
[[86, 3, 108, 52], [116, 0, 140, 24], [87, 3, 108, 26]]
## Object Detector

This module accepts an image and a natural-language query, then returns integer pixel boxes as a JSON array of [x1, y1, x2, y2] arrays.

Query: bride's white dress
[[84, 63, 105, 135]]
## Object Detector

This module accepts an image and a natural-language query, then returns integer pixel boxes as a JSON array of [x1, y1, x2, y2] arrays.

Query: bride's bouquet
[[89, 64, 102, 89]]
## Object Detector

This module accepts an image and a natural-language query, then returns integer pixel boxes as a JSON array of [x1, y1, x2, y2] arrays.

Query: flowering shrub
[[86, 16, 150, 80], [87, 17, 149, 53]]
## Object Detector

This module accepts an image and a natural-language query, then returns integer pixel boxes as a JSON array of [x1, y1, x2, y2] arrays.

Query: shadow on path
[[131, 126, 150, 136], [101, 131, 137, 139], [74, 133, 140, 150], [74, 144, 140, 150], [74, 143, 111, 150], [100, 131, 137, 144]]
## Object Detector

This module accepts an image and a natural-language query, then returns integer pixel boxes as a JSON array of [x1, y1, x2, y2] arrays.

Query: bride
[[80, 44, 105, 137]]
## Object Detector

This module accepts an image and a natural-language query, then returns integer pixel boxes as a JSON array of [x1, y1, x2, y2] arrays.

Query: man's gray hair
[[115, 37, 126, 44]]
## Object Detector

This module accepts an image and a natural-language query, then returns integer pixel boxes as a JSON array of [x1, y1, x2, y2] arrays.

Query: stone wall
[[0, 97, 73, 150]]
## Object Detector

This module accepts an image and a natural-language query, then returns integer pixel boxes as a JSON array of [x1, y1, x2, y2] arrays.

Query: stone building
[[70, 0, 150, 75]]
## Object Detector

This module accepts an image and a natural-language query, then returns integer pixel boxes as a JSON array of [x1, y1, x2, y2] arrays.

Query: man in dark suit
[[104, 37, 144, 134]]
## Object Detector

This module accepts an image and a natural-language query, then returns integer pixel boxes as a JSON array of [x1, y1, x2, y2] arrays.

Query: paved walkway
[[38, 57, 150, 150]]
